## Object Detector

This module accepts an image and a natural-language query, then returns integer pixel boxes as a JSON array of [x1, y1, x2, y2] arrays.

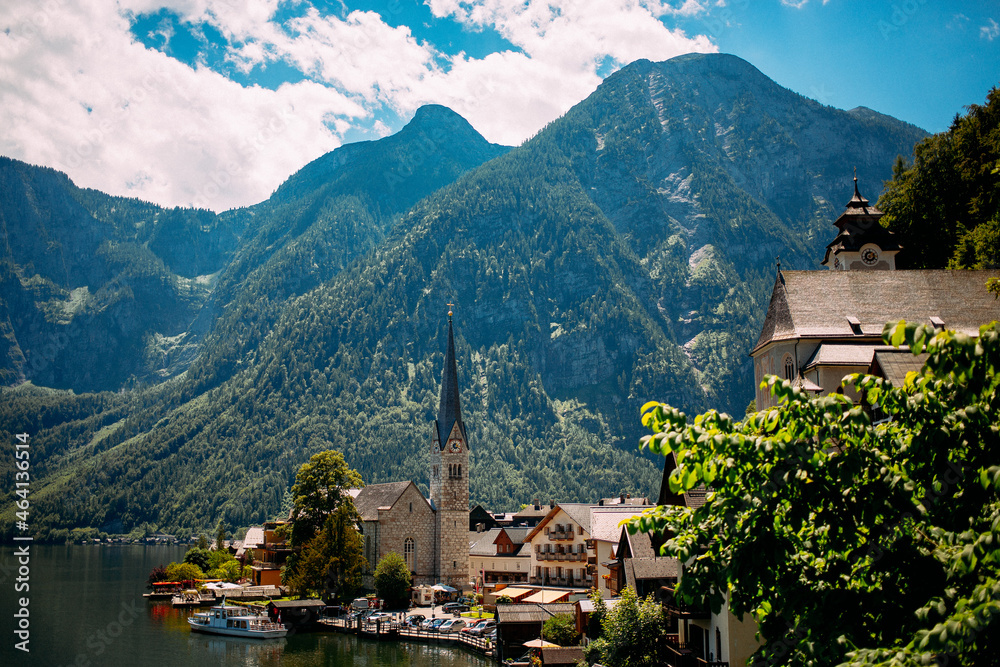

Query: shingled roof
[[352, 481, 418, 521], [753, 269, 1000, 354]]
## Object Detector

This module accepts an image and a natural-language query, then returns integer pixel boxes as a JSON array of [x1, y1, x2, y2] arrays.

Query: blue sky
[[1, 1, 996, 211]]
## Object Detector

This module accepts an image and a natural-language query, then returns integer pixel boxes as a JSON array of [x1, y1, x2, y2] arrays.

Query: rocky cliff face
[[2, 54, 930, 536]]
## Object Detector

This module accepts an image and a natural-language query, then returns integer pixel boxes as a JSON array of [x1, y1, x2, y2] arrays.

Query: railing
[[548, 530, 574, 541], [536, 552, 586, 562], [695, 660, 728, 667], [661, 586, 710, 619]]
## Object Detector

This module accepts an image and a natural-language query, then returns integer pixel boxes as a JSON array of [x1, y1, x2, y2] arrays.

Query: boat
[[144, 581, 184, 600], [187, 602, 288, 639]]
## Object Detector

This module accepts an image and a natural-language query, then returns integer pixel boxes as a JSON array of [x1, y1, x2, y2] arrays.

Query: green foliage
[[216, 520, 226, 550], [0, 57, 926, 541], [184, 547, 212, 571], [165, 561, 205, 582], [496, 594, 513, 604], [373, 551, 411, 609], [286, 502, 366, 601], [289, 450, 364, 548], [629, 320, 1000, 666], [879, 87, 1000, 269], [584, 587, 668, 667], [542, 614, 579, 646]]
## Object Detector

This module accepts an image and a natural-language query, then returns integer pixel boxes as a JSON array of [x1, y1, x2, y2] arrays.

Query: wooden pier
[[319, 617, 495, 658]]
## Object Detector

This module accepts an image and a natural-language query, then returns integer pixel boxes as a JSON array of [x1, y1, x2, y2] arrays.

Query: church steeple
[[436, 306, 466, 448], [821, 173, 901, 270]]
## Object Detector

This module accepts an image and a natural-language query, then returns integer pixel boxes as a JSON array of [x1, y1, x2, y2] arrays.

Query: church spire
[[436, 306, 465, 448]]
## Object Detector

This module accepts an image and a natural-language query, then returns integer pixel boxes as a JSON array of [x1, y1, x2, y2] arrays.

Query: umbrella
[[432, 584, 457, 592], [522, 639, 559, 648]]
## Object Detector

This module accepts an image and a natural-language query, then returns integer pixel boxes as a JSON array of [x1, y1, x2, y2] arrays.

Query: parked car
[[438, 618, 467, 634], [468, 619, 496, 636], [422, 618, 446, 632], [441, 602, 470, 615], [367, 612, 392, 623], [405, 614, 426, 627]]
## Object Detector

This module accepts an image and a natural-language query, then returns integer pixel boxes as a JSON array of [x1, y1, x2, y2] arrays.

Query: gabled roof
[[499, 527, 532, 545], [871, 349, 930, 387], [495, 603, 576, 624], [624, 558, 679, 589], [470, 528, 503, 555], [352, 481, 426, 521], [241, 527, 264, 551], [525, 504, 594, 542], [590, 507, 651, 543], [752, 270, 1000, 354]]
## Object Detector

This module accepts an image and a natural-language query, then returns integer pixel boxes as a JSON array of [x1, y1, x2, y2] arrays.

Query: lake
[[1, 544, 490, 667]]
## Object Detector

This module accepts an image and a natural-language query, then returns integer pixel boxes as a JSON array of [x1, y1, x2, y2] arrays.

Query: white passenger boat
[[187, 602, 288, 639]]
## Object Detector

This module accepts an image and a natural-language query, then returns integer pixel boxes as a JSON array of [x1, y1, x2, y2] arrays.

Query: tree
[[146, 564, 168, 589], [289, 449, 364, 548], [878, 87, 1000, 270], [183, 547, 212, 572], [584, 587, 668, 667], [629, 321, 1000, 666], [373, 551, 411, 609], [542, 613, 579, 646], [216, 520, 226, 551], [286, 501, 367, 601], [196, 534, 209, 550], [165, 561, 205, 582]]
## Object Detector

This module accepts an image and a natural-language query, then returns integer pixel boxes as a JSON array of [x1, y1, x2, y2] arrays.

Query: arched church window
[[783, 354, 795, 381], [404, 538, 415, 572]]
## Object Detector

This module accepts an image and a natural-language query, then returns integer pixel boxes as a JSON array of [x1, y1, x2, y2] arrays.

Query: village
[[143, 178, 1000, 667]]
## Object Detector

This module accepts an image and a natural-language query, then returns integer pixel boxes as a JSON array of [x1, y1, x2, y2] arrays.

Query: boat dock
[[319, 617, 494, 658]]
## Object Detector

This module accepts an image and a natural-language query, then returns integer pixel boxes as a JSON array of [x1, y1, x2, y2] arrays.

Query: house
[[588, 505, 654, 596], [470, 504, 499, 531], [250, 521, 291, 587], [469, 526, 531, 590], [345, 312, 473, 590], [513, 501, 552, 527], [524, 504, 592, 588], [607, 524, 678, 598]]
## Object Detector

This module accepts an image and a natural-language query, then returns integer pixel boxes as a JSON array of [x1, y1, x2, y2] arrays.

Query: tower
[[430, 306, 469, 587], [821, 174, 901, 270]]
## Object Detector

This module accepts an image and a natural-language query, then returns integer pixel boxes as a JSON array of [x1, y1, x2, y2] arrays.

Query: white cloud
[[0, 0, 716, 210], [981, 18, 999, 41]]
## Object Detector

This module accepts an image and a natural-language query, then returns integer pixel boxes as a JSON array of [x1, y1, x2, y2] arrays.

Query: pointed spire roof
[[822, 173, 900, 267], [436, 308, 466, 448]]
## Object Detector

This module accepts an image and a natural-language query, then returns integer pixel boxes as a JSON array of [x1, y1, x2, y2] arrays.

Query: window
[[783, 354, 795, 381], [409, 502, 413, 513], [404, 538, 415, 571]]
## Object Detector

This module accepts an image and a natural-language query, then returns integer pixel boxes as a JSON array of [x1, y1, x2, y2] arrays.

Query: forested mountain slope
[[0, 54, 927, 539]]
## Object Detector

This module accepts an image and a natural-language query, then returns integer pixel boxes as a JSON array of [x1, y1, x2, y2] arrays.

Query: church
[[352, 309, 471, 590], [751, 176, 1000, 409]]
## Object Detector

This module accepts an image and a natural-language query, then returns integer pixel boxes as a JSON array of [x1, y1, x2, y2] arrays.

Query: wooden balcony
[[661, 587, 710, 620]]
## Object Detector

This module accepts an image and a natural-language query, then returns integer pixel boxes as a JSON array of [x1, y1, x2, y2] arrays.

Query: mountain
[[0, 54, 927, 540]]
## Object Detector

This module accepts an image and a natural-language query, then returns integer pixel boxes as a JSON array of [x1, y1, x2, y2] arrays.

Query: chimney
[[534, 499, 540, 510], [549, 500, 555, 509], [619, 493, 625, 504]]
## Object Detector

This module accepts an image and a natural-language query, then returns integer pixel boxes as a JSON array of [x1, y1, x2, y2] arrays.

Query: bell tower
[[430, 305, 469, 587], [822, 173, 901, 270]]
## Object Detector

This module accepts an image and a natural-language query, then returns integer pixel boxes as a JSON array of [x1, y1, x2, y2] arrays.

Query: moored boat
[[187, 602, 288, 639]]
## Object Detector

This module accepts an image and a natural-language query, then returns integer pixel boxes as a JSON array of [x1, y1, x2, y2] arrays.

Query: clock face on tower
[[861, 247, 879, 266], [449, 440, 462, 453]]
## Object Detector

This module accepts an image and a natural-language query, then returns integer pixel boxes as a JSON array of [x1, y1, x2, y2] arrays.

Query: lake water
[[1, 544, 489, 667]]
